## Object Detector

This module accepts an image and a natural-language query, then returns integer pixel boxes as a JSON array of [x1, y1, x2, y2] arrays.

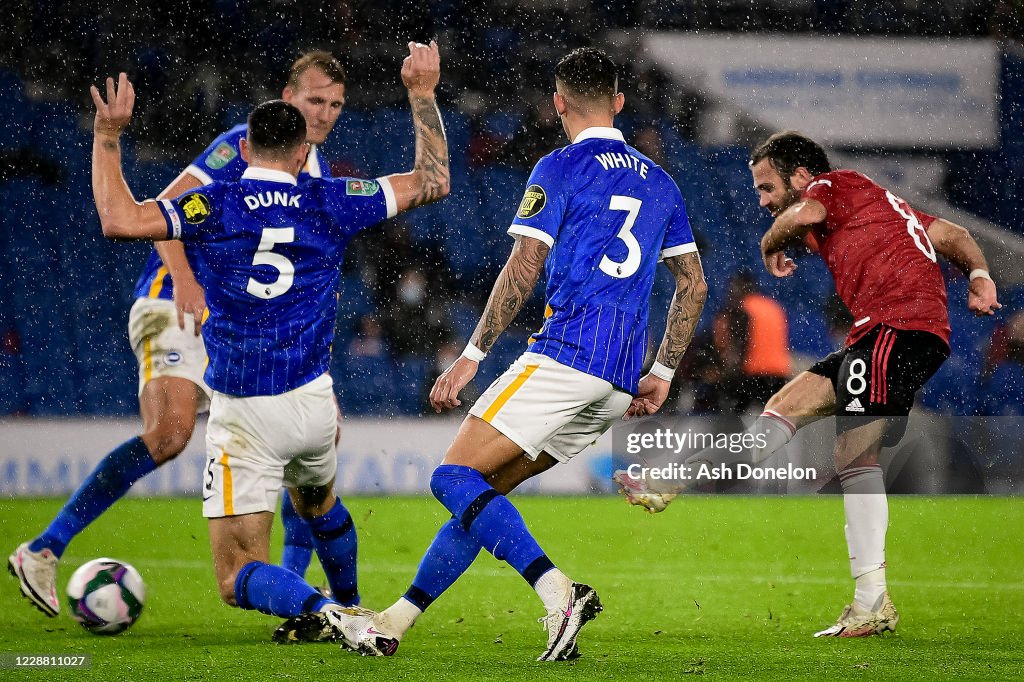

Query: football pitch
[[1, 496, 1021, 680]]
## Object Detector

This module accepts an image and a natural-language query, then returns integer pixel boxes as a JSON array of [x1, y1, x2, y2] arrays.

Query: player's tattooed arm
[[625, 252, 706, 418], [927, 218, 1002, 316], [91, 73, 169, 241], [429, 235, 548, 412], [655, 252, 707, 369], [386, 41, 451, 212], [471, 236, 550, 353], [408, 93, 450, 205]]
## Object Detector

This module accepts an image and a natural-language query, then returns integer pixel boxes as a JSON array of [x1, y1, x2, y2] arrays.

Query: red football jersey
[[802, 170, 950, 347]]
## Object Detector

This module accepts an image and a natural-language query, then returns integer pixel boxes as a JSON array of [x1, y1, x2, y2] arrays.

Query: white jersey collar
[[573, 127, 625, 144], [242, 166, 298, 186]]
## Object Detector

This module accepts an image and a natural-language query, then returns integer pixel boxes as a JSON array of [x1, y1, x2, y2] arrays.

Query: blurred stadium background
[[2, 0, 1024, 496]]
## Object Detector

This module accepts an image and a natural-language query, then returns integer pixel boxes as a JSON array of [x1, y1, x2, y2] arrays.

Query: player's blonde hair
[[287, 51, 346, 89]]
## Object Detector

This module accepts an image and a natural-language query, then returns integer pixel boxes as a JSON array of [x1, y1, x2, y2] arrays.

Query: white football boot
[[814, 592, 899, 638], [611, 470, 677, 513], [274, 604, 399, 656], [8, 542, 60, 617], [536, 583, 603, 662]]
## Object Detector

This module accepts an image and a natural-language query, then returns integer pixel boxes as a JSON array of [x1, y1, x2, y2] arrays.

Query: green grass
[[1, 496, 1022, 680]]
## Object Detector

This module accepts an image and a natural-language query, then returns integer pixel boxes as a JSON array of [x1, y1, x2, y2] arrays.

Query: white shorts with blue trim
[[469, 352, 632, 462]]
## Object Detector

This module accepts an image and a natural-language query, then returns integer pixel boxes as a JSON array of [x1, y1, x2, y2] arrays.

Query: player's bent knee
[[144, 422, 195, 464], [218, 575, 239, 607], [429, 464, 483, 508]]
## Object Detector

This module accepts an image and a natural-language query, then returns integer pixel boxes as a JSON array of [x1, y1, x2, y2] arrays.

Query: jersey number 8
[[246, 227, 295, 299], [885, 191, 936, 263]]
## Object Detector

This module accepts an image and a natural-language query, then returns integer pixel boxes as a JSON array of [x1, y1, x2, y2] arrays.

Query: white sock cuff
[[839, 465, 884, 493], [762, 410, 796, 439]]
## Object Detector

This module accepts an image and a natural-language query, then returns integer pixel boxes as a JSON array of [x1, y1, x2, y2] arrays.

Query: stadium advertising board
[[643, 34, 999, 148], [0, 418, 611, 496]]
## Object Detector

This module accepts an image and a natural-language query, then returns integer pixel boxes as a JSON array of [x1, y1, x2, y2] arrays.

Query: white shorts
[[202, 374, 339, 518], [469, 352, 632, 462], [128, 297, 212, 412]]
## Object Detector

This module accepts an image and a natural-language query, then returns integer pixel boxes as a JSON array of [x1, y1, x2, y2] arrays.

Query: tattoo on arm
[[409, 95, 450, 206], [656, 253, 707, 369], [470, 237, 549, 353], [101, 139, 118, 152]]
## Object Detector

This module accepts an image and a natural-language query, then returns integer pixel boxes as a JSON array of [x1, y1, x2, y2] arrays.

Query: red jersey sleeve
[[801, 174, 839, 234], [913, 206, 937, 230], [803, 175, 835, 207]]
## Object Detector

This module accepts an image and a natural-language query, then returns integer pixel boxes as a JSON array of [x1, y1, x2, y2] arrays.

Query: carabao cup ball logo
[[517, 184, 547, 219]]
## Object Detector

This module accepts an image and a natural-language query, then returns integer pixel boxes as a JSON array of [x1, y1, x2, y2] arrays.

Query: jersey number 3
[[246, 227, 295, 299], [600, 196, 643, 279]]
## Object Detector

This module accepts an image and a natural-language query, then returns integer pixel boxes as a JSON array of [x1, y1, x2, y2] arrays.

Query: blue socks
[[234, 561, 332, 617], [403, 517, 483, 611], [308, 498, 359, 605], [429, 464, 554, 587], [30, 436, 156, 558], [280, 493, 314, 577]]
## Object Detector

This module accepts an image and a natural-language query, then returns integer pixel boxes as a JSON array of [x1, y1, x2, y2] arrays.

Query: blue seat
[[334, 355, 399, 416]]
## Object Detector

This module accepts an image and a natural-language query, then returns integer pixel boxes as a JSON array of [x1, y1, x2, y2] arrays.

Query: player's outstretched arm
[[90, 73, 168, 241], [382, 41, 451, 213], [154, 173, 206, 333], [625, 252, 707, 418], [429, 236, 549, 412], [760, 199, 827, 277], [927, 218, 1002, 316]]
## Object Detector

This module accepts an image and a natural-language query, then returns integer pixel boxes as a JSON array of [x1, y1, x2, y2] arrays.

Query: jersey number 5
[[600, 196, 643, 279], [246, 227, 295, 299], [885, 191, 936, 263]]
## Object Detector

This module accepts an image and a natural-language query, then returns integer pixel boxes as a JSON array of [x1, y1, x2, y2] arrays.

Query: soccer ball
[[66, 558, 145, 635]]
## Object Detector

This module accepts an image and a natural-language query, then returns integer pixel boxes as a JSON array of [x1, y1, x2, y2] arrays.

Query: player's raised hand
[[90, 73, 135, 137], [623, 374, 670, 419], [968, 276, 1001, 316], [763, 250, 797, 278], [174, 277, 208, 335], [429, 355, 477, 413], [401, 40, 441, 96]]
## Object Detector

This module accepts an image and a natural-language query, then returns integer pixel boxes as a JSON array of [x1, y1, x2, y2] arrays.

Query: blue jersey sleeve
[[507, 153, 567, 248], [660, 189, 698, 260], [321, 176, 395, 237], [186, 125, 247, 184], [157, 187, 218, 241]]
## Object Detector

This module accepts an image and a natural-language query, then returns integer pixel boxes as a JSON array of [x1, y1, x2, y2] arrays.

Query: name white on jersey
[[594, 152, 649, 179]]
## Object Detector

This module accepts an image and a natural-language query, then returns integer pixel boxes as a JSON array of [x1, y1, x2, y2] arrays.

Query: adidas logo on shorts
[[845, 397, 865, 413]]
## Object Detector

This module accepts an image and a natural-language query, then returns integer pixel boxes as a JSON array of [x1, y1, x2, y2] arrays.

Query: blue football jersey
[[134, 123, 333, 300], [508, 127, 697, 394], [156, 167, 397, 397]]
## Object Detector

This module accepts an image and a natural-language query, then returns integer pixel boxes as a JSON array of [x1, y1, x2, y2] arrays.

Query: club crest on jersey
[[346, 179, 379, 196], [178, 193, 211, 224], [205, 142, 237, 170], [517, 184, 546, 219], [164, 351, 182, 366]]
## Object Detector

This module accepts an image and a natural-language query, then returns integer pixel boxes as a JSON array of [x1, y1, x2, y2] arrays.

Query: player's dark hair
[[288, 50, 346, 88], [247, 100, 307, 158], [555, 47, 618, 100], [750, 131, 832, 179]]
